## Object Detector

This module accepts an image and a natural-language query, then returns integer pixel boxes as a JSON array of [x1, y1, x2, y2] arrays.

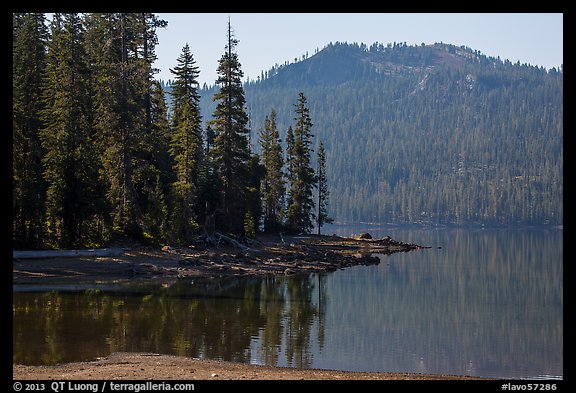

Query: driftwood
[[199, 207, 260, 252], [13, 248, 124, 260], [207, 232, 259, 253]]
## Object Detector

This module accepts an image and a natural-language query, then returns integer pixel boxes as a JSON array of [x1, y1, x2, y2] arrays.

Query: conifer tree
[[138, 80, 171, 243], [245, 153, 265, 237], [168, 43, 203, 243], [316, 141, 333, 235], [197, 123, 222, 224], [208, 19, 251, 233], [40, 13, 103, 247], [86, 13, 166, 239], [13, 13, 48, 248], [130, 14, 170, 244], [87, 13, 140, 237], [259, 109, 285, 232], [286, 92, 316, 234]]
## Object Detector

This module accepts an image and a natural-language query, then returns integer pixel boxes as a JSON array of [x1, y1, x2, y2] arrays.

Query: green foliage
[[259, 109, 286, 232], [243, 211, 257, 239], [245, 154, 265, 234], [196, 125, 222, 222], [168, 44, 203, 244], [207, 20, 252, 233], [316, 141, 333, 234], [286, 93, 317, 234]]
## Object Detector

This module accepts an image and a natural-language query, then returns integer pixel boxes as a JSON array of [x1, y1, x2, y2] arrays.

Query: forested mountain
[[197, 41, 563, 226]]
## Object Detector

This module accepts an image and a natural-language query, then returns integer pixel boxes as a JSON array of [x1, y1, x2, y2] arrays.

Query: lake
[[12, 226, 563, 379]]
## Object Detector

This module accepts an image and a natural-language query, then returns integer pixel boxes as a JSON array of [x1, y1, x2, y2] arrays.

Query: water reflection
[[13, 228, 562, 379], [13, 274, 327, 369], [315, 227, 563, 379]]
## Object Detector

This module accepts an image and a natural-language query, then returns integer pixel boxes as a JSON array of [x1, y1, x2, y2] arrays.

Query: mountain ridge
[[191, 41, 563, 226]]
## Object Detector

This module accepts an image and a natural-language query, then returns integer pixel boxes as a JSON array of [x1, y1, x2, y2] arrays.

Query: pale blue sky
[[154, 13, 563, 86]]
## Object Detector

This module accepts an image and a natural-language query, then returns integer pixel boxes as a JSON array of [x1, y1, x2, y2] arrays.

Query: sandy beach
[[13, 352, 486, 380]]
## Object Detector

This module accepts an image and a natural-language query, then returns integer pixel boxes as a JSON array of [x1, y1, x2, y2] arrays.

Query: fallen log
[[215, 233, 252, 252], [13, 248, 124, 260], [201, 231, 259, 253]]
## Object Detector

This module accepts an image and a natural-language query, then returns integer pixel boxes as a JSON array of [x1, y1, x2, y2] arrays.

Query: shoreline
[[13, 352, 488, 380], [13, 233, 430, 285]]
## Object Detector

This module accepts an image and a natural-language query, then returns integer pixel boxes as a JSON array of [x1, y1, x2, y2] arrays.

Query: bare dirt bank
[[13, 352, 485, 380]]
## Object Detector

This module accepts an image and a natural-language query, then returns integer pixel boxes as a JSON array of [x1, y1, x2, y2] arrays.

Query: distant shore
[[13, 352, 487, 380]]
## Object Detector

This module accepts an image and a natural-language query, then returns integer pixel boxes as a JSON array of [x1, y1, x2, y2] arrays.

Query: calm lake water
[[13, 226, 563, 379]]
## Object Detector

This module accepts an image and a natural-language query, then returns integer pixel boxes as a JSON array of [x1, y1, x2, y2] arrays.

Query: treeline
[[13, 13, 330, 249], [198, 41, 562, 227]]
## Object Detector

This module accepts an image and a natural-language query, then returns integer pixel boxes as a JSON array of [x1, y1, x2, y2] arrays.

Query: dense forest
[[195, 41, 563, 227], [13, 13, 563, 249], [13, 13, 326, 249]]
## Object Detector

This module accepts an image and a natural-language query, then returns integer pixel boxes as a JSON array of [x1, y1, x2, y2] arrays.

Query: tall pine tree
[[208, 19, 251, 233], [168, 43, 203, 244], [259, 109, 285, 232], [286, 92, 316, 234], [316, 141, 333, 235]]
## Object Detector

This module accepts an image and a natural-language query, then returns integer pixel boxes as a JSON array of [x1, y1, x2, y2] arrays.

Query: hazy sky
[[153, 13, 563, 86]]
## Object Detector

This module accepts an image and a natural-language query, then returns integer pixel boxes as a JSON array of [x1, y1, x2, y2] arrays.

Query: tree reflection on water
[[13, 274, 328, 367]]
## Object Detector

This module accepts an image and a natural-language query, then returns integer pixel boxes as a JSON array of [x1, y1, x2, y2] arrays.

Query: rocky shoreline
[[13, 233, 430, 284]]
